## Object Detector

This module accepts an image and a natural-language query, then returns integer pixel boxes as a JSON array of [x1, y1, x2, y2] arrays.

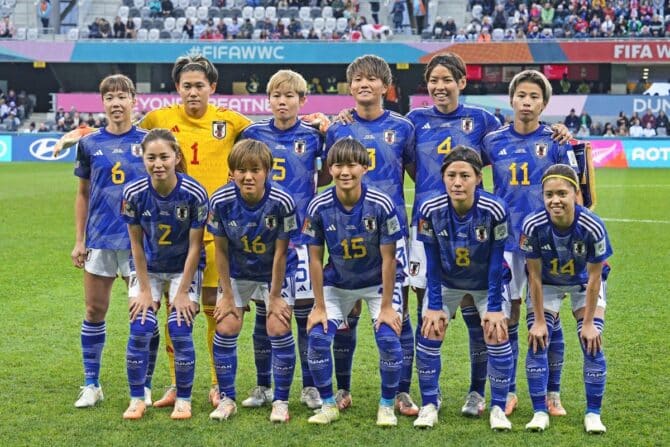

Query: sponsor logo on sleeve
[[284, 214, 297, 232], [594, 238, 606, 256], [494, 222, 508, 240], [386, 215, 400, 234]]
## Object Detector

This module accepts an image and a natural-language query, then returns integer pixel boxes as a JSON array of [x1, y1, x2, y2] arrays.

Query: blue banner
[[622, 139, 670, 168], [0, 135, 11, 162], [7, 133, 76, 162]]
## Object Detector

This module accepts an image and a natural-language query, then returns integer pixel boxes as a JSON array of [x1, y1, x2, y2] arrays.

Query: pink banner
[[54, 93, 355, 115], [587, 139, 629, 168]]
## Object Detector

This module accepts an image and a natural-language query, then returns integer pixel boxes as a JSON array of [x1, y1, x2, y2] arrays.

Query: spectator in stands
[[615, 111, 629, 130], [602, 122, 615, 137], [126, 18, 136, 38], [56, 117, 67, 132], [88, 18, 101, 38], [307, 28, 319, 39], [24, 122, 36, 133], [240, 18, 254, 38], [541, 2, 554, 27], [601, 14, 615, 36], [37, 122, 49, 132], [37, 0, 51, 33], [262, 17, 275, 34], [228, 17, 240, 38], [148, 0, 162, 18], [454, 27, 468, 41], [614, 14, 628, 36], [332, 0, 345, 18], [576, 79, 591, 93], [642, 122, 657, 137], [564, 108, 580, 132], [492, 4, 508, 29], [309, 77, 324, 94], [504, 27, 515, 39], [0, 16, 15, 38], [86, 113, 96, 127], [553, 3, 567, 27], [641, 108, 656, 129], [413, 0, 427, 33], [162, 0, 174, 18], [391, 0, 405, 32], [494, 108, 505, 124], [99, 18, 112, 38], [503, 0, 517, 18], [432, 16, 445, 38], [559, 74, 571, 93], [369, 0, 380, 24], [656, 110, 669, 136], [325, 75, 338, 93], [113, 16, 126, 38], [277, 0, 288, 8], [477, 27, 492, 41], [288, 18, 301, 37], [527, 24, 541, 38], [443, 16, 457, 36], [629, 118, 644, 137], [63, 110, 75, 131], [580, 110, 593, 131], [182, 18, 194, 39], [576, 124, 590, 137], [217, 21, 228, 39], [630, 111, 641, 124]]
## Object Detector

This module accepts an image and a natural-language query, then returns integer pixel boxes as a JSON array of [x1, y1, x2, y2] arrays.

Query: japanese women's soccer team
[[67, 53, 611, 434]]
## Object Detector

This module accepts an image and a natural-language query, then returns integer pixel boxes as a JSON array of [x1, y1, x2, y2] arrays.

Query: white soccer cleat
[[376, 405, 398, 427], [270, 400, 290, 423], [308, 404, 339, 425], [413, 404, 439, 428], [74, 384, 104, 408], [489, 405, 512, 431], [209, 397, 237, 421], [461, 391, 485, 417], [144, 387, 152, 407], [526, 411, 550, 431], [584, 413, 606, 434], [300, 387, 323, 409], [241, 386, 273, 408]]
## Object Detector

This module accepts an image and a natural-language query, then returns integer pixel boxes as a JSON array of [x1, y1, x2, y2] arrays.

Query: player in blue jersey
[[72, 75, 150, 408], [121, 129, 208, 420], [207, 139, 299, 423], [520, 164, 611, 434], [413, 146, 513, 431], [482, 70, 580, 417], [325, 54, 419, 416], [239, 70, 325, 410], [304, 138, 404, 426]]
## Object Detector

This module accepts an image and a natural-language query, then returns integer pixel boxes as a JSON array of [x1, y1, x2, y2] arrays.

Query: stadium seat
[[301, 17, 313, 30], [172, 29, 182, 38], [279, 17, 290, 28], [133, 0, 144, 8], [67, 28, 79, 40], [15, 27, 25, 39], [80, 28, 90, 39], [420, 29, 432, 39], [140, 6, 151, 18], [242, 6, 253, 19], [189, 0, 199, 6], [160, 29, 172, 38], [553, 27, 565, 38], [129, 7, 140, 17], [153, 17, 164, 29], [185, 6, 196, 19], [253, 6, 265, 20], [142, 18, 153, 29], [211, 17, 220, 26], [310, 7, 321, 19], [336, 17, 347, 33], [136, 28, 148, 39], [234, 0, 245, 7], [147, 28, 159, 40], [471, 4, 482, 20], [313, 17, 324, 31], [200, 0, 212, 7], [322, 6, 333, 18], [221, 8, 231, 17], [298, 6, 310, 21], [252, 29, 262, 38], [230, 7, 241, 18], [208, 6, 220, 18], [196, 5, 208, 20], [26, 28, 38, 40], [164, 16, 176, 30], [255, 20, 264, 29], [222, 17, 233, 27], [133, 17, 143, 30], [123, 0, 134, 6], [173, 7, 185, 17], [324, 17, 336, 32], [224, 0, 234, 7], [276, 8, 289, 18], [492, 28, 504, 41], [287, 7, 299, 19], [265, 6, 276, 19], [177, 0, 189, 8], [175, 16, 187, 29], [118, 5, 130, 20]]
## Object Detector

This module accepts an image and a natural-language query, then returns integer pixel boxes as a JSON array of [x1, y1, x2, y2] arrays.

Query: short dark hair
[[326, 138, 370, 167], [440, 145, 483, 176], [424, 53, 467, 83], [172, 54, 218, 85]]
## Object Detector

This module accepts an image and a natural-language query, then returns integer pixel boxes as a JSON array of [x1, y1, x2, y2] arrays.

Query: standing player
[[207, 140, 299, 423], [304, 138, 404, 426], [240, 69, 325, 410], [72, 75, 149, 408], [140, 55, 252, 408], [521, 164, 611, 433], [121, 129, 208, 420], [325, 54, 418, 416], [414, 147, 513, 430], [482, 70, 580, 416]]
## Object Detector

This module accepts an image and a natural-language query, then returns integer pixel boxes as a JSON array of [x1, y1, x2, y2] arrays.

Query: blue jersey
[[482, 124, 579, 252], [241, 118, 324, 244], [303, 185, 403, 289], [407, 104, 500, 225], [520, 205, 612, 286], [208, 182, 299, 282], [74, 126, 148, 249], [325, 110, 415, 236], [417, 189, 508, 312], [122, 173, 209, 273]]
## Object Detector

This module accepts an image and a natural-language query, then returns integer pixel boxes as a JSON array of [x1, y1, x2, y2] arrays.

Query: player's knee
[[168, 318, 194, 339], [216, 316, 242, 336], [130, 311, 157, 337], [266, 315, 291, 337]]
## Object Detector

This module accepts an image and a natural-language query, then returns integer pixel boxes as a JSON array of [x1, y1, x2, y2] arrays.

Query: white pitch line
[[596, 185, 670, 189], [603, 218, 670, 225]]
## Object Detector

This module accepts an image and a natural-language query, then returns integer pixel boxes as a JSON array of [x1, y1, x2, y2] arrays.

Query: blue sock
[[252, 301, 272, 388], [487, 341, 513, 410], [462, 306, 487, 396], [333, 315, 358, 391], [548, 316, 565, 393], [126, 311, 157, 398], [270, 333, 296, 401], [398, 314, 414, 394], [81, 320, 106, 386], [213, 332, 238, 400], [294, 303, 314, 388], [578, 318, 607, 414], [145, 326, 160, 390], [526, 312, 555, 412], [168, 310, 195, 400], [508, 323, 519, 393], [416, 335, 442, 406], [307, 321, 338, 400], [375, 323, 402, 401]]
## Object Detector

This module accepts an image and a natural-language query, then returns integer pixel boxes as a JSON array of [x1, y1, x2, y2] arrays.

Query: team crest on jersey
[[383, 130, 396, 144], [475, 225, 489, 242], [409, 261, 421, 276], [294, 139, 306, 154], [131, 144, 143, 157], [535, 143, 548, 158], [573, 240, 586, 256], [265, 215, 277, 230], [363, 216, 377, 232], [461, 118, 474, 133], [176, 205, 189, 221], [212, 121, 227, 139]]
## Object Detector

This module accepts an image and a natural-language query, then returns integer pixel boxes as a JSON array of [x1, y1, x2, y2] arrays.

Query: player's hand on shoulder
[[334, 108, 355, 125], [549, 123, 573, 145], [54, 126, 95, 157], [301, 112, 332, 133]]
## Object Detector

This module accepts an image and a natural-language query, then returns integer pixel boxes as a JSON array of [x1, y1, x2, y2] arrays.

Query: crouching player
[[207, 140, 299, 423], [304, 138, 404, 426], [121, 129, 208, 420], [522, 164, 612, 433], [414, 147, 513, 430]]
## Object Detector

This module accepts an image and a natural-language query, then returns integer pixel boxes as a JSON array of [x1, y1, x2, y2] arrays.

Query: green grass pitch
[[1, 163, 668, 446]]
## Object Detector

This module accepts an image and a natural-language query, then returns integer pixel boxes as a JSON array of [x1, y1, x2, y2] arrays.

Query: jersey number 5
[[273, 158, 286, 181]]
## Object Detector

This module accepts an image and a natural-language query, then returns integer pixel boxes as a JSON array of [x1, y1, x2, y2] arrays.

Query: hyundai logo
[[29, 138, 69, 161]]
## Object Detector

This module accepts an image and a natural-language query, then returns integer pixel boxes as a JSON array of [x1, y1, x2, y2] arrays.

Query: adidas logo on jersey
[[171, 125, 180, 133], [438, 229, 449, 237], [541, 244, 552, 250], [422, 123, 431, 129], [498, 149, 507, 156], [297, 285, 307, 292], [326, 224, 337, 231], [93, 150, 103, 156], [228, 220, 238, 227], [142, 210, 152, 217]]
